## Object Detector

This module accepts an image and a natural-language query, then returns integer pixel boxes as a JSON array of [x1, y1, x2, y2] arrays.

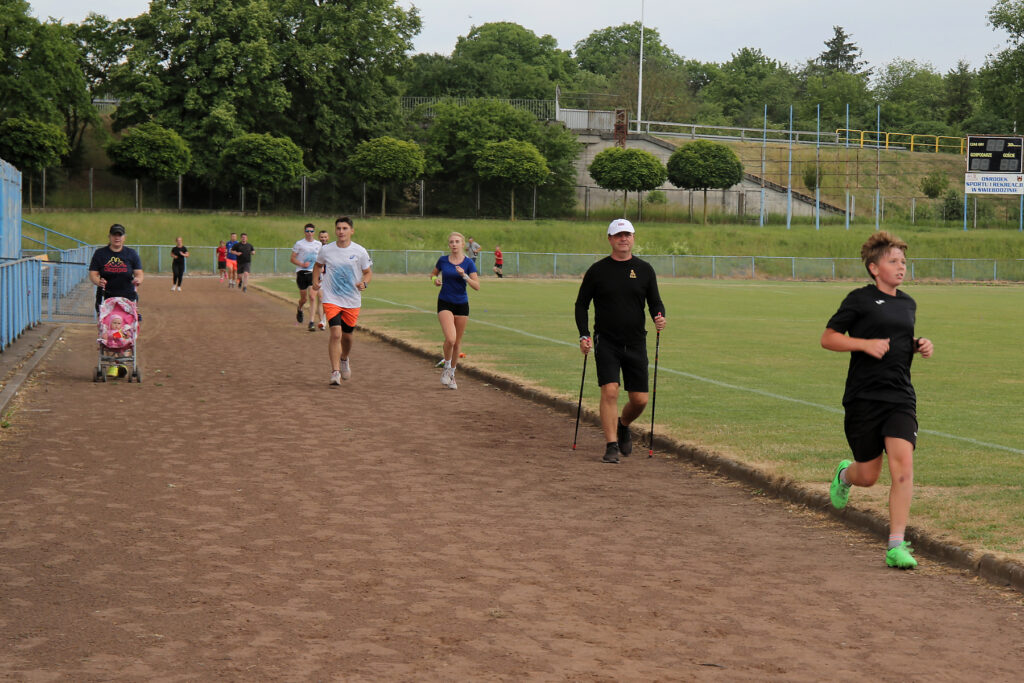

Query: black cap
[[109, 224, 125, 236]]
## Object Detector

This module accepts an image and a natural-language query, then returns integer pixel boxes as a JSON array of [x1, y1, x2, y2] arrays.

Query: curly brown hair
[[861, 231, 908, 280]]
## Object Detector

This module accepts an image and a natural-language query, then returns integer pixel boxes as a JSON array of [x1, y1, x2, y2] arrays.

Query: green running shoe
[[830, 459, 852, 509], [886, 541, 918, 569]]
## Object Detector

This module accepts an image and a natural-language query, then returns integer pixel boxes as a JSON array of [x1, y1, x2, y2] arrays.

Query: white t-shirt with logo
[[316, 241, 372, 309], [292, 238, 321, 273]]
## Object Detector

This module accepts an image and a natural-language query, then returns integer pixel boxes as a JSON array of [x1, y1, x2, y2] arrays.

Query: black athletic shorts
[[594, 334, 648, 393], [237, 261, 251, 274], [218, 261, 226, 271], [327, 310, 355, 333], [296, 270, 313, 290], [843, 400, 918, 462], [437, 298, 469, 316]]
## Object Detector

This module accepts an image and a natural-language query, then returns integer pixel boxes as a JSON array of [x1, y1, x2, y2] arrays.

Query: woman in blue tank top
[[431, 232, 480, 390]]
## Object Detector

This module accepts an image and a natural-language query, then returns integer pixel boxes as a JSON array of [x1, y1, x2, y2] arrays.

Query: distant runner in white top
[[311, 216, 373, 386], [290, 222, 322, 330]]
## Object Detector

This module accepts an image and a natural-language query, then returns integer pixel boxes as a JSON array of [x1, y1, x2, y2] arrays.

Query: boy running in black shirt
[[822, 231, 934, 569], [575, 219, 666, 463]]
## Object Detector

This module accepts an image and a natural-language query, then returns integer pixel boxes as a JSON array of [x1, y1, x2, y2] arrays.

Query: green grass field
[[260, 274, 1024, 561], [24, 211, 1024, 260]]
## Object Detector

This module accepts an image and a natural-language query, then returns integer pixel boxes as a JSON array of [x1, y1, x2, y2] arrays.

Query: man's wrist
[[579, 335, 590, 342]]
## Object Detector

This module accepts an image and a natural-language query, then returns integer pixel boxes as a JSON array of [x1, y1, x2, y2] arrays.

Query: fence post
[[952, 260, 956, 281], [405, 251, 409, 275], [135, 178, 139, 210], [712, 255, 716, 279], [420, 180, 425, 217], [751, 255, 755, 278], [553, 253, 557, 277], [584, 186, 590, 220], [178, 175, 183, 211], [274, 248, 278, 274], [791, 256, 795, 279], [911, 197, 915, 224]]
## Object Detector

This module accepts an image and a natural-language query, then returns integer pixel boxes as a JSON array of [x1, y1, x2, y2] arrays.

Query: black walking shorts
[[594, 334, 649, 393]]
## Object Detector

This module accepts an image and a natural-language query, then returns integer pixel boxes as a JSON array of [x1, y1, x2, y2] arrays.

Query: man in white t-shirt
[[290, 223, 322, 331], [311, 216, 373, 385]]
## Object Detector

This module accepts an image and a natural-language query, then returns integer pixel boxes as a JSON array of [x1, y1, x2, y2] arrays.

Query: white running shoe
[[440, 366, 452, 386], [318, 317, 326, 330], [447, 368, 458, 390], [340, 359, 351, 380], [329, 370, 341, 385]]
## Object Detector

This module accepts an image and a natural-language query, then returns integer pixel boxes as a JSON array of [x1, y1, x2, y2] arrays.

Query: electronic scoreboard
[[967, 135, 1024, 173]]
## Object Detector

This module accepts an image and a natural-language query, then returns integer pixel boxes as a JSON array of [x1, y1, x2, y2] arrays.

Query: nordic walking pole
[[572, 351, 588, 450], [648, 326, 661, 457]]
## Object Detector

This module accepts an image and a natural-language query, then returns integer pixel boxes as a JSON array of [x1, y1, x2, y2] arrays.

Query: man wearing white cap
[[574, 219, 667, 463]]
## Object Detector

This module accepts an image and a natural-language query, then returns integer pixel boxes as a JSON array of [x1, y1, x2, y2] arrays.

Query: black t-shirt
[[826, 284, 917, 406], [89, 246, 143, 299], [575, 256, 664, 345], [171, 245, 188, 269], [233, 242, 255, 264]]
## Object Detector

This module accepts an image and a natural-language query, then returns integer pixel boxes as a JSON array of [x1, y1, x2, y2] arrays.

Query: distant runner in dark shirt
[[231, 233, 255, 293], [574, 218, 666, 464], [170, 236, 189, 292]]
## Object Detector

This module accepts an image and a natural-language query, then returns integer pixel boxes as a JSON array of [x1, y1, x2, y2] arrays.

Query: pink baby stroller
[[94, 297, 141, 383]]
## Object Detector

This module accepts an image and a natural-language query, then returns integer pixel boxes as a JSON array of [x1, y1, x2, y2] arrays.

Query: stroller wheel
[[94, 368, 101, 382]]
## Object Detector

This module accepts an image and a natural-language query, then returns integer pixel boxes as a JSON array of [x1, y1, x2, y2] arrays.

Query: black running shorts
[[296, 270, 313, 290], [437, 298, 470, 316], [843, 400, 918, 462], [593, 334, 648, 393]]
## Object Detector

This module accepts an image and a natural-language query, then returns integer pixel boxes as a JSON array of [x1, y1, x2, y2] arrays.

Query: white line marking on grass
[[369, 297, 1024, 455]]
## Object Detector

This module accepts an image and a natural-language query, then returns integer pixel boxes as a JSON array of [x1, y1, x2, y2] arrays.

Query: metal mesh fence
[[117, 245, 1024, 283]]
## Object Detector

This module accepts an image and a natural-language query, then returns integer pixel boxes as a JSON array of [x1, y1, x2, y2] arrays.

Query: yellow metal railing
[[836, 129, 965, 154]]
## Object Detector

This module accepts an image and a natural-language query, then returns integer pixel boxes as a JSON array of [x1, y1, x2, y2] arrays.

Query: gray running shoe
[[340, 359, 351, 380], [602, 443, 620, 464], [329, 370, 341, 386]]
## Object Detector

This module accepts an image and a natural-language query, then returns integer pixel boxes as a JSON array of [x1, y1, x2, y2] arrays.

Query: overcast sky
[[31, 0, 1007, 74]]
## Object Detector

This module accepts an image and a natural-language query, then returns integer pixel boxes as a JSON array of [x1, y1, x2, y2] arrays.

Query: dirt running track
[[1, 277, 1022, 681]]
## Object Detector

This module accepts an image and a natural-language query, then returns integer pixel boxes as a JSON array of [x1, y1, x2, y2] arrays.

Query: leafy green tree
[[271, 0, 420, 180], [587, 147, 667, 218], [72, 13, 132, 99], [920, 170, 950, 199], [475, 139, 549, 221], [700, 48, 798, 127], [573, 22, 680, 78], [978, 1, 1024, 131], [802, 164, 818, 193], [666, 140, 743, 224], [816, 26, 870, 75], [0, 2, 96, 156], [106, 122, 192, 208], [400, 53, 457, 97], [447, 22, 576, 99], [874, 59, 945, 129], [349, 136, 426, 217], [799, 70, 873, 132], [0, 117, 70, 208], [943, 60, 977, 126], [110, 0, 288, 180], [219, 133, 304, 213], [941, 188, 962, 220], [412, 99, 580, 216]]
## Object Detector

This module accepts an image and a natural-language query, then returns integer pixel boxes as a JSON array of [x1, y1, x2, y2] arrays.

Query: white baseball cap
[[607, 218, 635, 235]]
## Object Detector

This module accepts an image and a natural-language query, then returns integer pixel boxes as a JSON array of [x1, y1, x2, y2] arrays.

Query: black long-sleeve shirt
[[575, 256, 664, 345]]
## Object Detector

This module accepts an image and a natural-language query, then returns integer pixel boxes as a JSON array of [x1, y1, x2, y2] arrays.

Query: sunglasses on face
[[305, 230, 314, 233]]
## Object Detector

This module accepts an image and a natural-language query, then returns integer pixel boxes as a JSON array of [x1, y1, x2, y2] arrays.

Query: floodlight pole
[[760, 104, 766, 226], [636, 0, 644, 133], [786, 106, 793, 230]]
